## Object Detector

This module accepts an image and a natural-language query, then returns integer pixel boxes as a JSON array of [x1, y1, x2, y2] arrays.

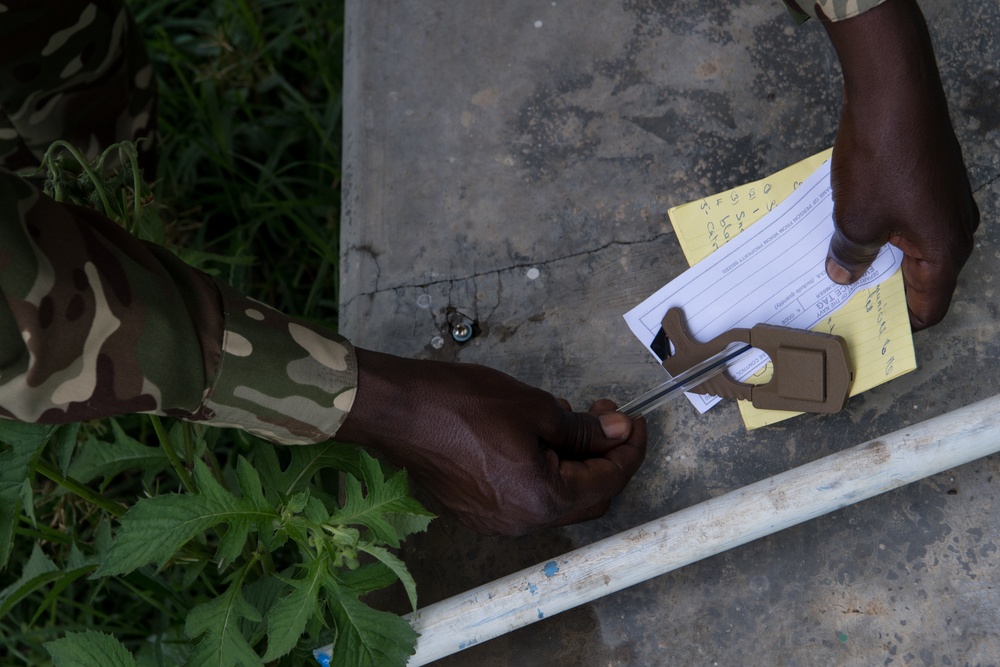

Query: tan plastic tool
[[658, 307, 853, 413]]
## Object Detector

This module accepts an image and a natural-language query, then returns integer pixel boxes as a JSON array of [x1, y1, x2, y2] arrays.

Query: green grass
[[0, 3, 430, 666], [134, 0, 346, 323]]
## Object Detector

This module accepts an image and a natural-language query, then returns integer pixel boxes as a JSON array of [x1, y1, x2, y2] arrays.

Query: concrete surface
[[340, 1, 1000, 665]]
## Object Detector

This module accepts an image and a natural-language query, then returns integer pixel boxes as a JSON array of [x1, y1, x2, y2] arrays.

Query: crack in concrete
[[341, 232, 675, 309], [974, 171, 1000, 195], [342, 167, 1000, 313], [344, 166, 1000, 311], [483, 273, 503, 325]]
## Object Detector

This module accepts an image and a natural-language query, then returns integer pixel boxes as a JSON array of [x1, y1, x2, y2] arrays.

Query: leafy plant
[[0, 415, 431, 665], [1, 1, 433, 665]]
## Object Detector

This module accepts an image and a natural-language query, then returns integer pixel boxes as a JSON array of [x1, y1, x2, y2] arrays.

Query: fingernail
[[826, 256, 852, 284], [599, 413, 629, 440]]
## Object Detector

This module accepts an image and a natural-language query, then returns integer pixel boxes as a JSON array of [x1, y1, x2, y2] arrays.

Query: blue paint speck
[[537, 608, 545, 619], [543, 561, 560, 578], [459, 639, 479, 650], [528, 582, 538, 594], [314, 654, 331, 667]]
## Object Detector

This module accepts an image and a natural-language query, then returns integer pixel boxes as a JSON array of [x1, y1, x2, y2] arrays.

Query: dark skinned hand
[[822, 0, 979, 330], [337, 348, 647, 536]]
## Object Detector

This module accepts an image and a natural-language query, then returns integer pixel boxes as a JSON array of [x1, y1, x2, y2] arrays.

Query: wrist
[[336, 348, 422, 456], [824, 0, 942, 109]]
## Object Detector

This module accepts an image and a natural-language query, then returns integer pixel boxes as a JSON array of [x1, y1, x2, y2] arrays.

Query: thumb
[[826, 224, 885, 285], [546, 410, 631, 460]]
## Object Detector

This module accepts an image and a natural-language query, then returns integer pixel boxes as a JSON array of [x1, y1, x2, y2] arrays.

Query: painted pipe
[[313, 393, 1000, 666]]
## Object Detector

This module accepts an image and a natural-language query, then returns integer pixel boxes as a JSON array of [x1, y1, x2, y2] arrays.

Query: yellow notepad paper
[[669, 149, 917, 428]]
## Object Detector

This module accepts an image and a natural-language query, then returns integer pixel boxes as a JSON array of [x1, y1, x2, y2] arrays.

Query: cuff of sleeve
[[194, 279, 358, 445], [782, 0, 889, 23]]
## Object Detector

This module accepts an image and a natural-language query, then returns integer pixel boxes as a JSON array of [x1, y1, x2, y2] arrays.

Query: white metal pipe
[[313, 394, 1000, 666]]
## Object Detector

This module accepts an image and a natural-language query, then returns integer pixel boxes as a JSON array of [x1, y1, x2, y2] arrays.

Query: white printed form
[[624, 160, 904, 412]]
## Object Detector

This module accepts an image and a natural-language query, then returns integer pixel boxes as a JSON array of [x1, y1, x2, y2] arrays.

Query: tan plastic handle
[[659, 308, 853, 413]]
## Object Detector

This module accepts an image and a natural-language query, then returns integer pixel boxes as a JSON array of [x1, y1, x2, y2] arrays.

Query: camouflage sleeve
[[781, 0, 889, 23], [0, 0, 156, 174], [0, 170, 358, 444]]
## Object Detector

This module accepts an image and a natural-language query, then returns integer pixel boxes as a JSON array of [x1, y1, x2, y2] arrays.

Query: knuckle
[[556, 411, 596, 459], [830, 227, 882, 262]]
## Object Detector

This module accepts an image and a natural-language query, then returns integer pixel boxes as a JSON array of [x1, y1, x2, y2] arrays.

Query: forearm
[[335, 348, 422, 455], [817, 0, 978, 328], [823, 0, 946, 120], [0, 170, 357, 443], [336, 347, 535, 461]]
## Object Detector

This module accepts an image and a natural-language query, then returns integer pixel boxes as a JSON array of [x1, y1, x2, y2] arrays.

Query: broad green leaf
[[262, 555, 327, 660], [185, 422, 210, 458], [325, 581, 417, 667], [184, 584, 263, 667], [384, 511, 434, 542], [93, 518, 112, 559], [51, 423, 80, 476], [235, 456, 268, 511], [253, 440, 363, 501], [66, 543, 94, 570], [45, 630, 139, 667], [0, 543, 58, 614], [329, 451, 433, 548], [286, 490, 309, 514], [304, 495, 331, 524], [18, 478, 36, 528], [357, 544, 418, 612], [216, 458, 273, 568], [241, 574, 287, 646], [337, 562, 402, 596], [0, 421, 55, 568], [68, 429, 170, 484], [134, 626, 191, 667], [165, 419, 193, 460], [95, 460, 277, 577], [260, 523, 292, 553]]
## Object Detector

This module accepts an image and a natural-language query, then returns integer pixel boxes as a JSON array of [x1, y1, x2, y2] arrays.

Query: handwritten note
[[626, 150, 916, 428]]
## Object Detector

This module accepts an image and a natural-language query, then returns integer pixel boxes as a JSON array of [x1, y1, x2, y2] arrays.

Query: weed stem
[[149, 415, 196, 493], [35, 460, 128, 518]]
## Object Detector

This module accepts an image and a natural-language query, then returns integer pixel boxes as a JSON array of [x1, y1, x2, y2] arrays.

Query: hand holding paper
[[821, 0, 979, 330], [626, 152, 917, 428]]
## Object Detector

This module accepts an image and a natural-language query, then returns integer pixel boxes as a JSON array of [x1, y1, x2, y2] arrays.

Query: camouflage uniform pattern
[[782, 0, 889, 23], [0, 169, 358, 443], [196, 281, 357, 445], [0, 0, 156, 173], [0, 0, 886, 444], [0, 1, 357, 445]]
